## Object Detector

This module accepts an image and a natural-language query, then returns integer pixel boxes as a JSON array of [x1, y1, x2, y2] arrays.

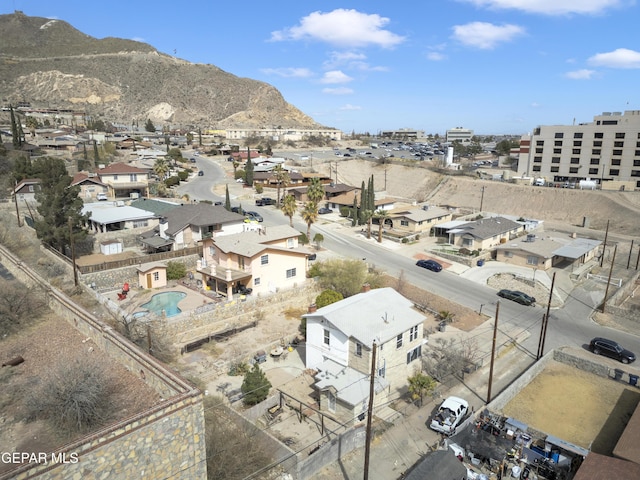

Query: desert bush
[[166, 261, 186, 280], [0, 279, 47, 337]]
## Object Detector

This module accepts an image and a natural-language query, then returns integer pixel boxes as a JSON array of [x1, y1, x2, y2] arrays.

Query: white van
[[96, 192, 108, 201]]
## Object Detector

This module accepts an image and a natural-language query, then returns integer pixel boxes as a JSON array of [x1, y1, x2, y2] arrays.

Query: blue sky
[[5, 0, 640, 135]]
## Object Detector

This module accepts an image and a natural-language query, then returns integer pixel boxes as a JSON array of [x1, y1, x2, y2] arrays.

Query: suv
[[589, 337, 636, 364], [430, 396, 469, 435], [255, 197, 274, 206], [96, 192, 108, 201]]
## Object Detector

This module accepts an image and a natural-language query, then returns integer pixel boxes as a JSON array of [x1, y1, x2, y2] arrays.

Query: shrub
[[166, 261, 186, 280], [164, 176, 180, 187], [315, 289, 343, 308], [255, 184, 264, 194], [177, 170, 189, 181]]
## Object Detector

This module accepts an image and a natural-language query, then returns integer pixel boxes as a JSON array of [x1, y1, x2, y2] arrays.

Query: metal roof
[[82, 203, 157, 225]]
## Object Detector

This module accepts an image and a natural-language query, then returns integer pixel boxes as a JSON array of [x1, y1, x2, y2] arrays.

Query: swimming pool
[[138, 291, 187, 317]]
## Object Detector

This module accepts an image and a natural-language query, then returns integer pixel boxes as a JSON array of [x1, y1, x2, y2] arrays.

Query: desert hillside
[[316, 159, 640, 237]]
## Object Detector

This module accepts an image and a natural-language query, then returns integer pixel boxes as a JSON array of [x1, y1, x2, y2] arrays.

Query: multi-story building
[[518, 110, 640, 190], [446, 127, 474, 143]]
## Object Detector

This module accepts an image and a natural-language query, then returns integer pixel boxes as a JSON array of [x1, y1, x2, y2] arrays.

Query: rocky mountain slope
[[0, 11, 322, 129]]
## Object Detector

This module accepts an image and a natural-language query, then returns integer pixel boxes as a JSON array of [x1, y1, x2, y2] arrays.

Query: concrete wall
[[297, 426, 366, 479], [0, 244, 207, 480]]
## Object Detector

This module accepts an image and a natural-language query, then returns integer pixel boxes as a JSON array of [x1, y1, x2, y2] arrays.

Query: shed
[[100, 240, 123, 256], [137, 262, 168, 289]]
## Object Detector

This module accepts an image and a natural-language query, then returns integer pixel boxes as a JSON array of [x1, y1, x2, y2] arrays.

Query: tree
[[33, 157, 87, 251], [407, 372, 437, 407], [300, 201, 318, 240], [10, 105, 21, 148], [244, 148, 254, 185], [307, 177, 324, 205], [315, 289, 343, 308], [311, 258, 380, 297], [272, 164, 290, 207], [93, 140, 100, 163], [166, 261, 187, 280], [241, 364, 271, 406], [153, 157, 169, 181], [0, 279, 47, 337], [145, 118, 156, 133], [373, 209, 390, 243], [225, 184, 231, 211], [186, 132, 194, 145], [313, 232, 324, 250], [281, 194, 297, 227]]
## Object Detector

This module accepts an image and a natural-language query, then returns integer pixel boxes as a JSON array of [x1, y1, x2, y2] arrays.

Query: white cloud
[[588, 48, 640, 68], [427, 51, 447, 61], [531, 102, 541, 108], [323, 51, 387, 71], [452, 22, 525, 49], [322, 87, 354, 95], [260, 67, 314, 78], [320, 70, 353, 84], [564, 69, 596, 79], [459, 0, 626, 15], [270, 9, 405, 48], [339, 104, 362, 111]]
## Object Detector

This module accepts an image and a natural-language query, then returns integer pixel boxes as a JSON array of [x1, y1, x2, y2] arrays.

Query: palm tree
[[272, 165, 291, 208], [281, 194, 297, 227], [374, 209, 390, 243], [307, 177, 325, 205], [153, 157, 169, 181], [301, 201, 319, 240]]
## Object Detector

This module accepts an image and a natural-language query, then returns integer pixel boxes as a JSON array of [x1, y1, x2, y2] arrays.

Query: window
[[527, 256, 539, 265], [634, 160, 640, 166], [613, 150, 623, 156], [573, 141, 582, 147], [532, 165, 541, 172], [553, 148, 562, 154], [28, 185, 34, 192], [406, 346, 421, 364], [609, 169, 620, 176], [113, 175, 118, 180], [286, 268, 296, 278], [401, 220, 409, 227], [504, 251, 513, 258], [569, 167, 579, 174], [153, 272, 159, 281], [572, 149, 581, 155], [287, 238, 294, 248], [132, 220, 148, 228], [129, 174, 137, 182], [603, 120, 618, 125], [378, 361, 386, 378], [396, 334, 403, 349], [589, 168, 599, 175], [554, 133, 564, 138], [355, 342, 362, 357], [593, 141, 602, 147], [592, 149, 601, 155], [574, 132, 583, 138], [552, 157, 561, 163], [409, 325, 418, 342], [535, 148, 543, 154], [570, 158, 580, 164], [323, 329, 330, 346], [261, 254, 269, 265], [209, 246, 216, 256], [533, 157, 542, 163], [636, 150, 640, 156], [254, 277, 261, 285], [615, 132, 626, 139], [536, 140, 544, 146], [632, 171, 640, 177], [612, 159, 621, 166], [614, 141, 624, 148], [594, 132, 604, 138], [551, 166, 559, 173], [590, 158, 600, 165]]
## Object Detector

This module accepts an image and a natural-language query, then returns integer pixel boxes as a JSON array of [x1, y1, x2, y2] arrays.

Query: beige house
[[12, 178, 41, 204], [389, 205, 452, 234], [137, 262, 168, 289], [496, 234, 601, 270], [444, 216, 525, 251], [71, 172, 109, 201], [97, 162, 150, 199], [303, 287, 426, 425], [198, 224, 310, 298]]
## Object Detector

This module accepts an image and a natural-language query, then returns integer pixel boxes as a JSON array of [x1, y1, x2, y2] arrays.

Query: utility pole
[[601, 244, 618, 314], [480, 186, 485, 213], [487, 302, 499, 403], [600, 220, 610, 267], [363, 342, 377, 480], [14, 185, 22, 227], [68, 217, 78, 287], [537, 272, 556, 360], [627, 240, 634, 269]]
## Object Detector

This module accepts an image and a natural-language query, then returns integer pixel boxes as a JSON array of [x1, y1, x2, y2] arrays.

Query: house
[[71, 172, 109, 201], [81, 202, 159, 233], [325, 190, 396, 213], [253, 170, 305, 187], [388, 205, 452, 234], [151, 203, 246, 251], [303, 287, 426, 423], [137, 262, 168, 289], [12, 178, 41, 203], [96, 162, 150, 199], [496, 234, 601, 270], [197, 224, 309, 297], [443, 216, 525, 251]]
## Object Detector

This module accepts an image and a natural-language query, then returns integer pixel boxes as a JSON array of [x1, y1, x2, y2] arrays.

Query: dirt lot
[[501, 360, 640, 454]]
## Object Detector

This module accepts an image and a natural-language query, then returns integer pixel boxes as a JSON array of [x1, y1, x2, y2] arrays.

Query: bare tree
[[423, 336, 480, 382], [0, 279, 47, 336]]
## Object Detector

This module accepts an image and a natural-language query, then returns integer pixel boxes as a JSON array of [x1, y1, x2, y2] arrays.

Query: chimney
[[362, 283, 371, 293], [308, 303, 317, 313]]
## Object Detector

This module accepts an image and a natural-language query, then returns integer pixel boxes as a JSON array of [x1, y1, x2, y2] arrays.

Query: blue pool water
[[139, 291, 187, 317]]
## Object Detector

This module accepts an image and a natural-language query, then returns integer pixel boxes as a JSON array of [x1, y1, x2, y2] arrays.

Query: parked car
[[235, 284, 253, 295], [198, 170, 204, 176], [589, 337, 636, 364], [416, 259, 443, 272], [214, 201, 223, 206], [430, 396, 469, 435], [96, 192, 108, 201], [245, 211, 263, 222], [190, 158, 196, 163], [307, 253, 317, 261], [318, 207, 333, 214], [255, 197, 274, 206], [497, 289, 536, 306], [231, 206, 243, 214]]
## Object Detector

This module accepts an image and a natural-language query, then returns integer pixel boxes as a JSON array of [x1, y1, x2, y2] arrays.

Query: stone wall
[[0, 244, 207, 480]]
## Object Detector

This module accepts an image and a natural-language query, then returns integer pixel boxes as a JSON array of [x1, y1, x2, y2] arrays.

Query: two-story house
[[198, 224, 310, 298], [71, 172, 109, 201], [97, 162, 150, 199], [12, 178, 41, 204], [303, 286, 426, 424]]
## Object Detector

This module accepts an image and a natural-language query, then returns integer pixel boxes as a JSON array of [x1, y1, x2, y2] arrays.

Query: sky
[[4, 0, 640, 135]]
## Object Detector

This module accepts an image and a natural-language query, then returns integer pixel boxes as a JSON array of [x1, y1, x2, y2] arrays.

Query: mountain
[[0, 11, 323, 129]]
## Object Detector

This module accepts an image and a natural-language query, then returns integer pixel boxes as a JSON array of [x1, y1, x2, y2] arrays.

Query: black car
[[197, 170, 204, 176], [255, 197, 274, 206], [245, 211, 263, 222], [231, 206, 243, 214], [416, 259, 443, 272], [497, 289, 536, 306], [589, 337, 636, 364], [318, 207, 333, 214]]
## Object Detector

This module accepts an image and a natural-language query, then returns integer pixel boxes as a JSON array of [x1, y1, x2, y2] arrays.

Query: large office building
[[517, 110, 640, 190], [445, 127, 474, 143]]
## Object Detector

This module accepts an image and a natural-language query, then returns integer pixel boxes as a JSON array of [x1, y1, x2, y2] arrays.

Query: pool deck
[[121, 284, 219, 318]]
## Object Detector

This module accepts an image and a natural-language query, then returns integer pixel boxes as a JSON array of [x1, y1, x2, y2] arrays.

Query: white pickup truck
[[430, 396, 469, 435]]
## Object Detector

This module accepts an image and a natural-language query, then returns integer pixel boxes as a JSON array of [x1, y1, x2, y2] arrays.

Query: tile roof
[[212, 225, 307, 258], [97, 162, 149, 175]]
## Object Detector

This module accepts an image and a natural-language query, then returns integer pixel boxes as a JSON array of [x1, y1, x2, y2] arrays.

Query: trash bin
[[438, 321, 446, 332], [614, 368, 624, 381], [629, 374, 639, 386], [477, 259, 485, 267]]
